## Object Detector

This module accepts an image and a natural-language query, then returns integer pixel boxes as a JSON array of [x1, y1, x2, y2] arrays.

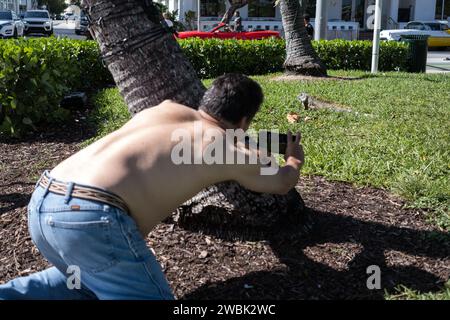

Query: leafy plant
[[180, 38, 409, 78], [0, 37, 409, 136], [0, 38, 112, 137]]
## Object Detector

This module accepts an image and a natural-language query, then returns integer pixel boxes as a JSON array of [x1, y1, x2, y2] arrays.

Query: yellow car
[[380, 21, 450, 48]]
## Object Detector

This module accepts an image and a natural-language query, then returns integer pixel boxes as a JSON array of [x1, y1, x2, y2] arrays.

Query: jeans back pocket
[[45, 210, 119, 274]]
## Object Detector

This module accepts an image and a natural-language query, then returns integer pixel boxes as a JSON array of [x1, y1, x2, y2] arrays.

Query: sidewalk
[[426, 51, 450, 73]]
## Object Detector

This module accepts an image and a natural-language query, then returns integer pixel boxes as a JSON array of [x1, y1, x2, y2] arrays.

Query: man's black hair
[[199, 73, 263, 124], [303, 14, 311, 22]]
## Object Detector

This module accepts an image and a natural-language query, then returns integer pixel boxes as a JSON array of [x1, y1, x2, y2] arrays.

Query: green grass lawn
[[386, 280, 450, 300], [87, 70, 449, 300], [89, 70, 449, 230]]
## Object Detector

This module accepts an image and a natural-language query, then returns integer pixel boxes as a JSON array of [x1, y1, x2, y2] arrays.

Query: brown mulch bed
[[0, 115, 449, 299]]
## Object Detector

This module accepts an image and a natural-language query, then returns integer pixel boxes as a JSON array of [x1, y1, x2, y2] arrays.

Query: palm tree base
[[172, 182, 313, 241], [284, 60, 328, 77]]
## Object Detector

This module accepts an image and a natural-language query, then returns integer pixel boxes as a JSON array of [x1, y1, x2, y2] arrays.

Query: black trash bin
[[400, 34, 429, 73]]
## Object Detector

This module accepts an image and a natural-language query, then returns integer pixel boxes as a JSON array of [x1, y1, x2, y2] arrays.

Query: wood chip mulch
[[0, 114, 448, 299]]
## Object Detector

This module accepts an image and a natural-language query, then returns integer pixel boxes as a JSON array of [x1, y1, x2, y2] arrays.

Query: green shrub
[[313, 39, 409, 71], [179, 37, 285, 78], [0, 37, 408, 136], [0, 37, 112, 137], [180, 38, 409, 78], [64, 39, 113, 90]]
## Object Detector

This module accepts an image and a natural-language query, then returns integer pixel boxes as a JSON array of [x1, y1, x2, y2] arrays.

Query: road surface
[[427, 50, 450, 73], [53, 20, 86, 40]]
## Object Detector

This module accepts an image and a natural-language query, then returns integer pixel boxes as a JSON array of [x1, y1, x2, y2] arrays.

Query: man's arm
[[232, 131, 304, 195]]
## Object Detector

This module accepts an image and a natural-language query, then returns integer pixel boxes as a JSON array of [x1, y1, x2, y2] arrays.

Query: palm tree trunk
[[82, 0, 205, 114], [220, 0, 248, 25], [280, 0, 327, 76], [82, 0, 309, 236]]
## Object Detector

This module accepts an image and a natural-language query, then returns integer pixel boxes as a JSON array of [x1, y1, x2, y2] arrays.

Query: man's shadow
[[172, 206, 449, 300]]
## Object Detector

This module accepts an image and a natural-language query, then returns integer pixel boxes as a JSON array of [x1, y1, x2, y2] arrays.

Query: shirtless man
[[0, 73, 304, 300]]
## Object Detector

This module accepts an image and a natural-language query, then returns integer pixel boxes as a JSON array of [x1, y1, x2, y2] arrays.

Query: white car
[[0, 10, 25, 38], [23, 10, 53, 36], [380, 21, 450, 48]]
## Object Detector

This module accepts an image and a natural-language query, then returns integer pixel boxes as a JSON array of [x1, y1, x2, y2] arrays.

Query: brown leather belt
[[39, 174, 130, 214]]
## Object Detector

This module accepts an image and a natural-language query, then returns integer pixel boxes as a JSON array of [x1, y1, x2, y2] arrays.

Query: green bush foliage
[[0, 37, 408, 136], [180, 38, 409, 78], [0, 38, 112, 136]]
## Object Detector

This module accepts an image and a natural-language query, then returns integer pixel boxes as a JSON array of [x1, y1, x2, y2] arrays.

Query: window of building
[[0, 0, 16, 10], [342, 0, 352, 21], [341, 0, 365, 28], [354, 0, 365, 28], [435, 0, 450, 19], [201, 0, 226, 17], [398, 8, 411, 22], [248, 0, 275, 18]]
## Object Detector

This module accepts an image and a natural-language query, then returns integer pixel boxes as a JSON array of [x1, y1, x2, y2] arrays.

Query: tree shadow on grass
[[177, 208, 449, 299]]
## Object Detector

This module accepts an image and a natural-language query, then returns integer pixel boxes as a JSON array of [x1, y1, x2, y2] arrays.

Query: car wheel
[[13, 28, 17, 38]]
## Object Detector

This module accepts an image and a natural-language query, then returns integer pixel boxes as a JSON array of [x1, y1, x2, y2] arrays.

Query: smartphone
[[244, 131, 297, 154]]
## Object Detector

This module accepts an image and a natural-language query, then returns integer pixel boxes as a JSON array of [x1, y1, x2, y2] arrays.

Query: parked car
[[75, 15, 89, 36], [176, 23, 280, 40], [380, 21, 450, 48], [0, 10, 24, 38], [23, 10, 53, 36], [64, 12, 74, 20]]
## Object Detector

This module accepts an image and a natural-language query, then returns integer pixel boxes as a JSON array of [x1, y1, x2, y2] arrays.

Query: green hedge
[[180, 38, 409, 78], [313, 39, 409, 72], [0, 37, 408, 136], [179, 37, 285, 78], [0, 37, 112, 136]]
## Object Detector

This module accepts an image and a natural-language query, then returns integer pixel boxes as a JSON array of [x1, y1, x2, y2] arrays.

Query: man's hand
[[232, 130, 304, 195], [284, 131, 304, 170]]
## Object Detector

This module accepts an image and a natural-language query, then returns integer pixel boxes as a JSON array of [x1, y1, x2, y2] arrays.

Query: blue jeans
[[0, 172, 174, 300]]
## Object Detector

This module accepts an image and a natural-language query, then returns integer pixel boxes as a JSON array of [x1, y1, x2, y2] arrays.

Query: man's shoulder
[[159, 99, 194, 111], [155, 100, 199, 120]]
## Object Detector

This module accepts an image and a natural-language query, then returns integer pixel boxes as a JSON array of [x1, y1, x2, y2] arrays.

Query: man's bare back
[[50, 75, 304, 239], [50, 101, 227, 233], [0, 74, 304, 300], [50, 99, 303, 236]]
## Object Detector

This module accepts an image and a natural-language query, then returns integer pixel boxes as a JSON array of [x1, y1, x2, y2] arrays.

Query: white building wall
[[157, 0, 441, 32], [327, 0, 343, 20], [414, 0, 436, 20], [19, 0, 33, 11], [238, 4, 248, 20], [164, 1, 283, 21], [0, 0, 19, 12], [389, 0, 400, 22]]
